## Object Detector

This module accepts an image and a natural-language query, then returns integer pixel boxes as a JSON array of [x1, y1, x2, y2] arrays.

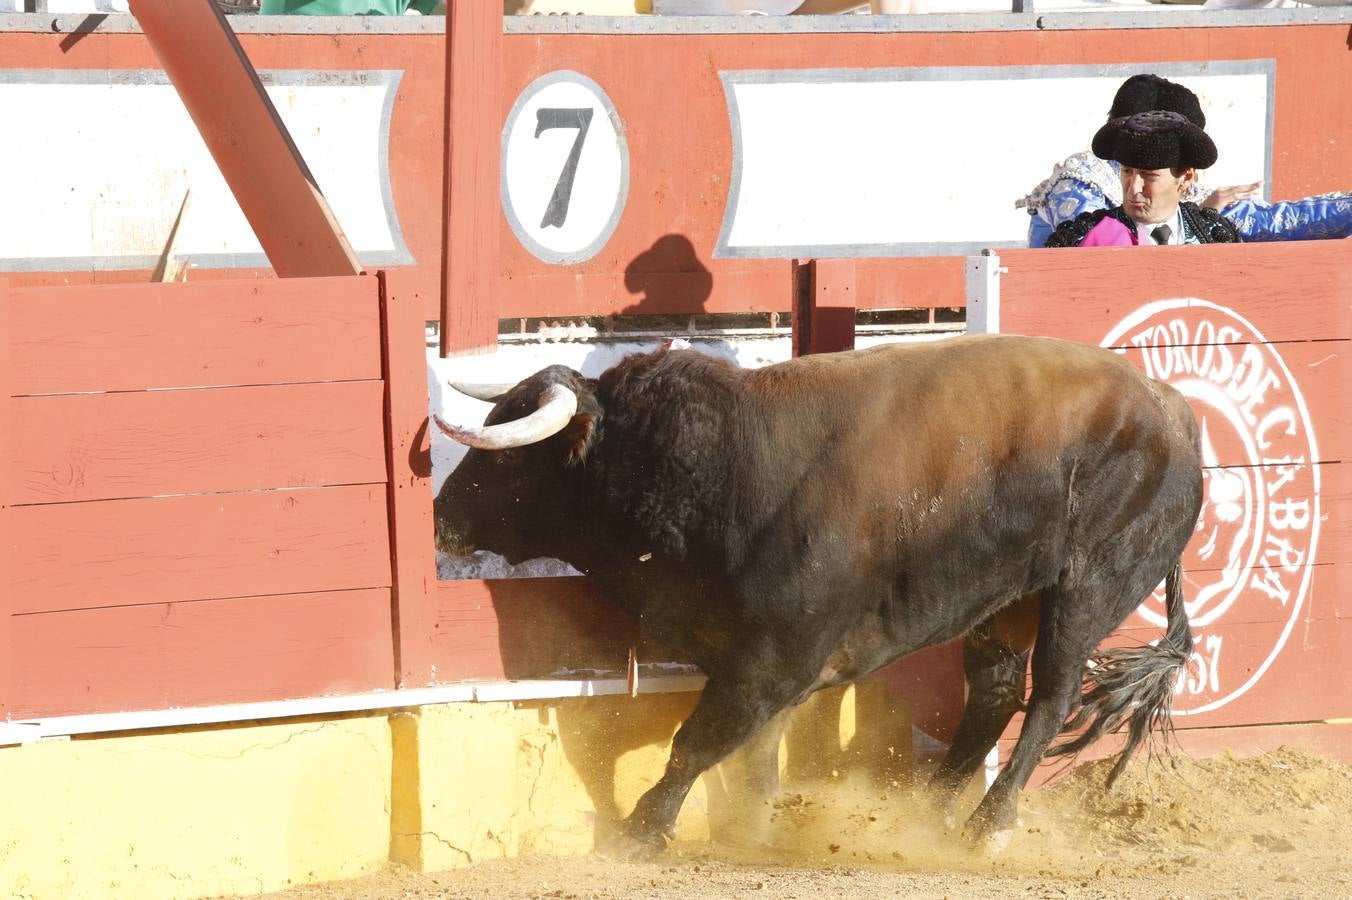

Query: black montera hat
[[1092, 110, 1218, 171], [1109, 74, 1207, 128]]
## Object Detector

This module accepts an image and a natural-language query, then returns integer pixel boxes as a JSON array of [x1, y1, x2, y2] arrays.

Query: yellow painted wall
[[0, 717, 392, 900], [0, 684, 911, 898]]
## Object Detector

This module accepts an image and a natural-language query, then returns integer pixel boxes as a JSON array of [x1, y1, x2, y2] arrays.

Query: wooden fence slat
[[13, 484, 391, 615], [10, 277, 381, 395], [10, 381, 388, 505], [440, 0, 502, 356], [378, 270, 437, 688], [1111, 342, 1351, 466], [0, 279, 10, 720], [997, 243, 1352, 346], [9, 588, 396, 719], [431, 576, 646, 682]]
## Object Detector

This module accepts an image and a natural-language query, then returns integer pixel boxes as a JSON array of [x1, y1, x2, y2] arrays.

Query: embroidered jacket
[[1021, 152, 1352, 248], [1043, 202, 1242, 248]]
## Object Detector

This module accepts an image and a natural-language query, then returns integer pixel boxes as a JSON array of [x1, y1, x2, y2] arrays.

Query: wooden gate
[[1, 272, 435, 720]]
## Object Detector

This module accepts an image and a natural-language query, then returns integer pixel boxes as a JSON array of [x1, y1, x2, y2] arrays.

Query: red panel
[[0, 280, 10, 719], [13, 484, 391, 615], [127, 0, 361, 278], [431, 576, 645, 682], [1008, 721, 1352, 788], [379, 270, 439, 688], [1114, 565, 1352, 728], [9, 588, 395, 719], [996, 243, 1352, 347], [9, 277, 381, 395], [10, 381, 388, 505], [440, 0, 501, 356], [1110, 342, 1351, 467], [1177, 462, 1349, 574]]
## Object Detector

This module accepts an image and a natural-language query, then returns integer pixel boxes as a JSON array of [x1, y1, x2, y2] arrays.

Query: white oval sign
[[501, 71, 629, 265]]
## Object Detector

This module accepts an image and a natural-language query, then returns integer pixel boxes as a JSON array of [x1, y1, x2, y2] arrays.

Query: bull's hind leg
[[928, 604, 1035, 813], [606, 649, 813, 858], [963, 584, 1111, 848]]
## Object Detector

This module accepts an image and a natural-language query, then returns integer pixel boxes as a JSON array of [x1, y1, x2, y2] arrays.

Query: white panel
[[721, 67, 1270, 254], [0, 73, 401, 269]]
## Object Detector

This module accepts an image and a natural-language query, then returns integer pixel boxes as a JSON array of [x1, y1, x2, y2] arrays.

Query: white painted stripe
[[0, 675, 708, 745]]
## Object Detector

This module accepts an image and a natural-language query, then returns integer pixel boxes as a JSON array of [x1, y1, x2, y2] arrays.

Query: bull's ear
[[563, 413, 597, 466]]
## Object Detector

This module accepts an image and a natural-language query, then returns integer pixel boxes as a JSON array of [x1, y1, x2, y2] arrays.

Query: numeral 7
[[535, 107, 595, 229]]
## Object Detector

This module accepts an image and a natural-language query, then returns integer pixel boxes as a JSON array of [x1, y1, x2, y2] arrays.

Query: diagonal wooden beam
[[128, 0, 362, 278]]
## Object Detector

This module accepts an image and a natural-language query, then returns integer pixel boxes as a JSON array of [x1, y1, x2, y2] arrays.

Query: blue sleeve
[[1222, 194, 1352, 242], [1029, 176, 1112, 248]]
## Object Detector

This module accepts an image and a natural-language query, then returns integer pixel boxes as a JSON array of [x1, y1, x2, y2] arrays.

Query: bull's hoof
[[978, 827, 1015, 855], [594, 825, 669, 861], [961, 806, 1018, 852]]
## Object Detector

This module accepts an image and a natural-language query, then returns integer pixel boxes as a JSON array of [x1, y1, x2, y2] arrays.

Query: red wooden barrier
[[4, 276, 396, 718], [971, 239, 1352, 740], [0, 279, 11, 722]]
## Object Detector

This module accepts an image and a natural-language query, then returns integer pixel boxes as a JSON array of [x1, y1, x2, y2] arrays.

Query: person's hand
[[1202, 181, 1263, 210]]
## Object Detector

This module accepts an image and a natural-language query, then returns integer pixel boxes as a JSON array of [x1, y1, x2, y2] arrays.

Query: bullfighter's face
[[1120, 164, 1194, 226]]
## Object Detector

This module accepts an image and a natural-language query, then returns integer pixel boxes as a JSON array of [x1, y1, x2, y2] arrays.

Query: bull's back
[[732, 335, 1198, 622]]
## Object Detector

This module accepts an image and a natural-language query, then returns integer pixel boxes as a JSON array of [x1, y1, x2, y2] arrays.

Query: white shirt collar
[[1130, 208, 1184, 245]]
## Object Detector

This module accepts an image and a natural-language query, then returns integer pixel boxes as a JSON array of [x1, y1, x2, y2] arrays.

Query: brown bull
[[432, 334, 1202, 854]]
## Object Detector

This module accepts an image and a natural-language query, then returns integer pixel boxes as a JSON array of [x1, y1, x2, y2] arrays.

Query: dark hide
[[433, 334, 1202, 852]]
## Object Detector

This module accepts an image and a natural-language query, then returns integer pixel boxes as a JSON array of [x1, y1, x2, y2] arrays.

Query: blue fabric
[[1222, 195, 1352, 242], [1025, 157, 1352, 247]]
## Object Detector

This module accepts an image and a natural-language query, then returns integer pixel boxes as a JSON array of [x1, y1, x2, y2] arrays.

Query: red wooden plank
[[1178, 463, 1349, 576], [805, 259, 857, 356], [127, 0, 361, 278], [431, 576, 647, 682], [379, 270, 438, 688], [1111, 342, 1352, 467], [997, 242, 1352, 346], [440, 0, 502, 357], [10, 381, 388, 506], [1008, 721, 1352, 788], [1106, 562, 1352, 722], [10, 277, 381, 395], [0, 279, 10, 719], [1001, 577, 1352, 754], [13, 484, 391, 615], [9, 588, 395, 719]]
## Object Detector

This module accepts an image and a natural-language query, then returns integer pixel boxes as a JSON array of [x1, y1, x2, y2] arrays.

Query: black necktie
[[1151, 224, 1172, 245]]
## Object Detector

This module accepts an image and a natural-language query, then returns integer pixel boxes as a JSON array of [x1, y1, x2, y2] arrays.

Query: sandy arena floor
[[240, 747, 1352, 899]]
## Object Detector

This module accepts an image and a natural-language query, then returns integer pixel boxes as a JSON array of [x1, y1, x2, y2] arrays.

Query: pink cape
[[1079, 216, 1138, 247]]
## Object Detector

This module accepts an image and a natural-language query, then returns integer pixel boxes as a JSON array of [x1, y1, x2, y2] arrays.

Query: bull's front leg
[[601, 651, 815, 858]]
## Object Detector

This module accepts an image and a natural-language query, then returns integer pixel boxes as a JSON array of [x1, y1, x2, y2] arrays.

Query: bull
[[432, 334, 1201, 854]]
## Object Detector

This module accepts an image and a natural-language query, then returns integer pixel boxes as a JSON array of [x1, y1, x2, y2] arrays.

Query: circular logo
[[501, 71, 629, 265], [1101, 299, 1321, 715]]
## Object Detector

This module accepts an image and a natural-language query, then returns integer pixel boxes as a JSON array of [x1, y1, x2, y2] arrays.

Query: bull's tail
[[1047, 562, 1194, 788]]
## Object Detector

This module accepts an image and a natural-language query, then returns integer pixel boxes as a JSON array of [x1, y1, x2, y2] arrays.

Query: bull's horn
[[433, 383, 578, 450], [448, 381, 517, 403]]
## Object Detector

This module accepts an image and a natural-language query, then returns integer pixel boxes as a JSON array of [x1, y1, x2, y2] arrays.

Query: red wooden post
[[792, 258, 857, 356], [1, 278, 11, 721], [379, 270, 438, 688], [440, 0, 502, 357], [128, 0, 362, 278]]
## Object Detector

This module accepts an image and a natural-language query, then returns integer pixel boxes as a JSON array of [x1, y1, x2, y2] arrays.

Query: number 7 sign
[[502, 71, 629, 265]]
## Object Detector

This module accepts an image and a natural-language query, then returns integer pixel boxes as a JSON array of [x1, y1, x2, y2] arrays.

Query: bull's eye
[[495, 449, 521, 466]]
